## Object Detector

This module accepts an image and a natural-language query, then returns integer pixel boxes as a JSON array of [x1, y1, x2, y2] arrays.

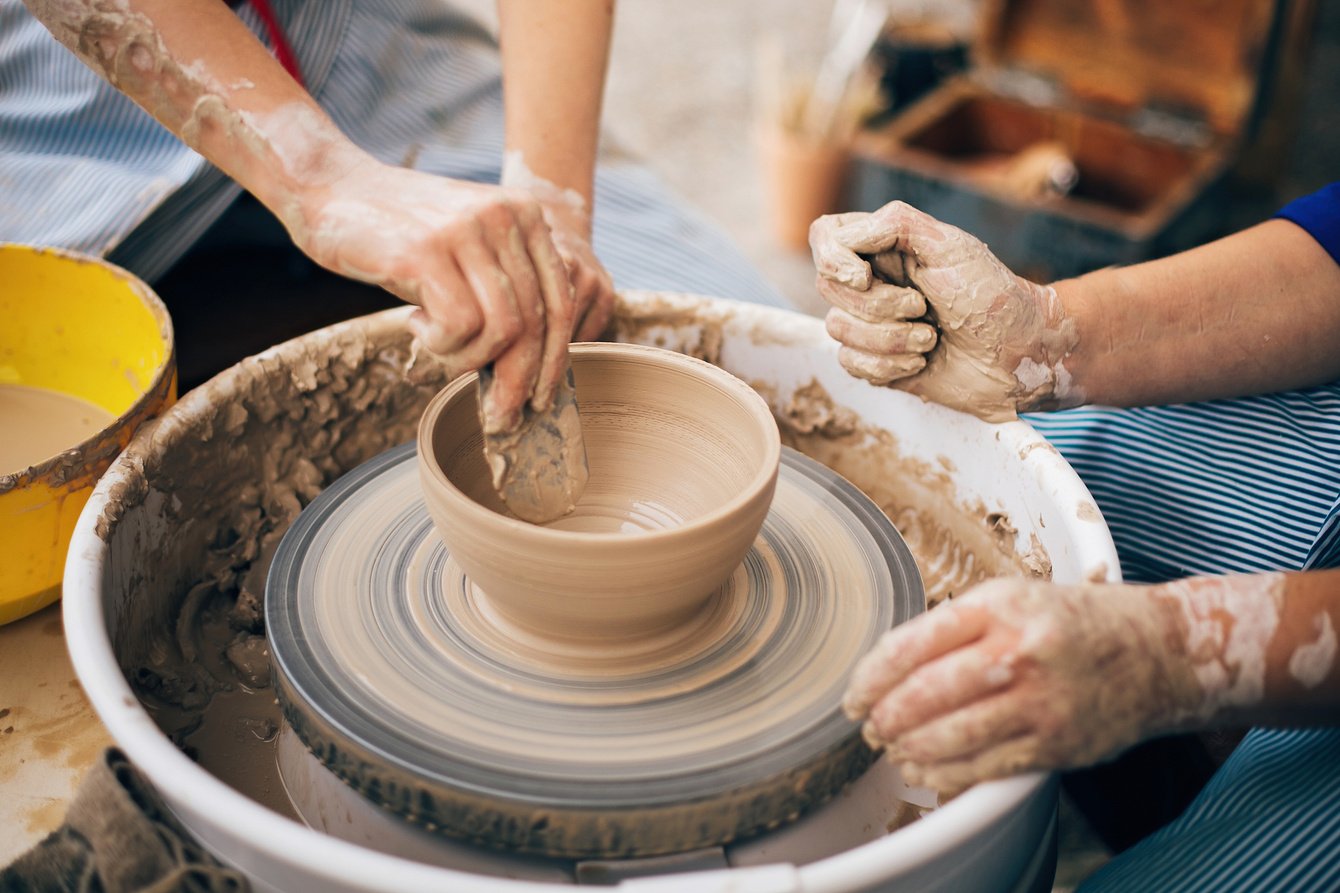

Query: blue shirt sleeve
[[1274, 182, 1340, 267]]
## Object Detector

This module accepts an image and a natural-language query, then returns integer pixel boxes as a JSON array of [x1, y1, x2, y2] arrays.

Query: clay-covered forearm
[[1150, 569, 1340, 733], [24, 0, 366, 230], [1057, 219, 1340, 407], [844, 570, 1339, 792], [496, 0, 613, 226]]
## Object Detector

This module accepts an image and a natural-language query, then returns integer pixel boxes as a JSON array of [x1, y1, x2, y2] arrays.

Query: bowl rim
[[416, 341, 783, 544]]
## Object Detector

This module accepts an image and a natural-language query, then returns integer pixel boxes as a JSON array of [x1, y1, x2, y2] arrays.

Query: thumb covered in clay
[[827, 201, 967, 265], [810, 203, 971, 288], [810, 212, 880, 289]]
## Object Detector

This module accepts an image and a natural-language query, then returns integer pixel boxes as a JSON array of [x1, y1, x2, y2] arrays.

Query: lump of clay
[[226, 635, 272, 689]]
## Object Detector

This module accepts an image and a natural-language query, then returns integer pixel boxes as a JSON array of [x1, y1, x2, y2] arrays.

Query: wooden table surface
[[0, 601, 113, 865]]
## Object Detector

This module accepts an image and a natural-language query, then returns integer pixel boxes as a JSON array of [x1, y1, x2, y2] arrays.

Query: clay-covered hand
[[843, 577, 1209, 793], [291, 155, 574, 433], [536, 198, 617, 343], [809, 202, 1080, 422]]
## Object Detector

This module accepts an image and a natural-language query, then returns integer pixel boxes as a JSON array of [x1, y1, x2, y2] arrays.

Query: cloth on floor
[[0, 748, 249, 893]]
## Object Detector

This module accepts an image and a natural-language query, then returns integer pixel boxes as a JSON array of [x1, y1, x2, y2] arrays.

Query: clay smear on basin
[[103, 307, 1049, 850], [0, 384, 113, 474], [611, 294, 1052, 606], [771, 380, 1050, 606]]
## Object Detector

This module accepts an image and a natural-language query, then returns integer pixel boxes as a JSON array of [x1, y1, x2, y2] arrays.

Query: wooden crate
[[849, 0, 1285, 281]]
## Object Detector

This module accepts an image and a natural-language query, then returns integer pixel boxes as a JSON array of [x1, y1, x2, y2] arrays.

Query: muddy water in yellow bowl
[[0, 245, 175, 625], [0, 386, 113, 472]]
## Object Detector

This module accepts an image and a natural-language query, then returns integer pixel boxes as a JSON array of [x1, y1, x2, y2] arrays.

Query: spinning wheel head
[[267, 442, 924, 858]]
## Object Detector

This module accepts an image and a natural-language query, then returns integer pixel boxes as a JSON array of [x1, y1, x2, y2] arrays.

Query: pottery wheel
[[267, 442, 924, 858]]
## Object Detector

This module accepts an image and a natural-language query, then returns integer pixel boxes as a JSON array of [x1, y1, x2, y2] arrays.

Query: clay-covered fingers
[[883, 692, 1032, 765], [561, 239, 616, 342], [816, 276, 926, 323], [296, 166, 579, 427], [900, 736, 1042, 793], [826, 304, 937, 386], [440, 233, 537, 431], [428, 192, 570, 431], [828, 200, 962, 262], [520, 211, 577, 414], [573, 279, 615, 341], [402, 257, 483, 356], [865, 647, 1018, 748], [837, 345, 926, 386], [843, 602, 990, 721], [827, 307, 936, 356], [810, 211, 878, 289]]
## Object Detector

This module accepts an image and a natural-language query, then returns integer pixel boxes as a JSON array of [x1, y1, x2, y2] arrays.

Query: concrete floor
[[601, 2, 834, 315]]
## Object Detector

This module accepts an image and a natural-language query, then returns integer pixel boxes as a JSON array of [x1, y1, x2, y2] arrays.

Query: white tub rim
[[64, 296, 1116, 892]]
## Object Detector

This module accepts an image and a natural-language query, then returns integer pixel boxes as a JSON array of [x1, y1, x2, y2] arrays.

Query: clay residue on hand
[[1289, 611, 1337, 689], [1157, 573, 1286, 721], [765, 378, 1051, 605], [501, 149, 588, 218], [849, 578, 1205, 792], [810, 205, 1083, 423]]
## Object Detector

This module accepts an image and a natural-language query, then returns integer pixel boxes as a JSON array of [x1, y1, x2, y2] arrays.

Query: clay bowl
[[417, 342, 782, 640]]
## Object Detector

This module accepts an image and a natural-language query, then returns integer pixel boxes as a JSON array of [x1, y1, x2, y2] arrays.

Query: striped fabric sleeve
[[1274, 182, 1340, 267]]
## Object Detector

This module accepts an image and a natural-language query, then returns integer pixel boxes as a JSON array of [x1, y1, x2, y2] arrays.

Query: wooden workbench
[[0, 602, 112, 864]]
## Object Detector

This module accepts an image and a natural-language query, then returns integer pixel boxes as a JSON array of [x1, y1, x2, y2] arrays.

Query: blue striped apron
[[1029, 390, 1340, 891]]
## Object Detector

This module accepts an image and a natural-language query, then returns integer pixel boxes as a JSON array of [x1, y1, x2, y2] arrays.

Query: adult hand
[[843, 578, 1205, 793], [809, 202, 1080, 422], [293, 156, 574, 433], [534, 198, 616, 342]]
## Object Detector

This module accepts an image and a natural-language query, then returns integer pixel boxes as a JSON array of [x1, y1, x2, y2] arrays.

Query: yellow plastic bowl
[[0, 244, 175, 625]]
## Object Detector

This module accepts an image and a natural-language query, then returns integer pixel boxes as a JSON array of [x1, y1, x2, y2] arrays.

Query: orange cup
[[756, 125, 851, 251]]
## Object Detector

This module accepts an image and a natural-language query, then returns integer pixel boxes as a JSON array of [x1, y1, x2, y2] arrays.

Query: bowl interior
[[428, 345, 778, 535]]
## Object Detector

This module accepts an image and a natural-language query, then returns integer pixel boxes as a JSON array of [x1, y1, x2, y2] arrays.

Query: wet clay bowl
[[0, 245, 175, 625], [417, 342, 781, 640]]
